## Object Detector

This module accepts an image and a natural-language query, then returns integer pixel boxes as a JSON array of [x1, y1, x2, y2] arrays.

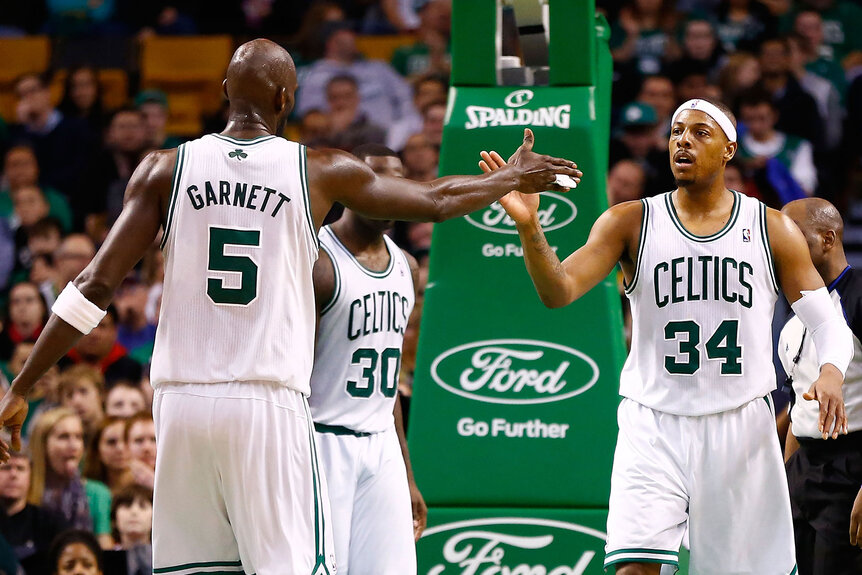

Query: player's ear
[[275, 86, 290, 114], [823, 229, 837, 250], [724, 141, 737, 163], [222, 79, 229, 100]]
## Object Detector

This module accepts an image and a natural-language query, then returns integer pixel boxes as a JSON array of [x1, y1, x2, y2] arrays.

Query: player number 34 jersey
[[621, 191, 779, 415], [309, 226, 415, 433]]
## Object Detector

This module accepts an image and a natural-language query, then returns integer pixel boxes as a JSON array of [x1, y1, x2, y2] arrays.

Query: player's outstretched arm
[[306, 129, 581, 229], [0, 150, 173, 460], [768, 208, 851, 439], [479, 151, 635, 308]]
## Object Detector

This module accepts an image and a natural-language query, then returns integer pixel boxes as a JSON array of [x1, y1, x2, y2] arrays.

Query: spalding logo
[[421, 517, 607, 575], [504, 89, 535, 108], [464, 192, 577, 235], [431, 339, 599, 405]]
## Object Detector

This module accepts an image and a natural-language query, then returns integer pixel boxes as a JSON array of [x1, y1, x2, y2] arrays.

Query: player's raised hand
[[851, 487, 862, 547], [504, 129, 582, 195], [0, 390, 28, 462], [803, 363, 848, 439], [480, 150, 540, 226]]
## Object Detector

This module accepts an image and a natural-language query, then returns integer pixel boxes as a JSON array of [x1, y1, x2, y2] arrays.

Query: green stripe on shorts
[[153, 560, 243, 573]]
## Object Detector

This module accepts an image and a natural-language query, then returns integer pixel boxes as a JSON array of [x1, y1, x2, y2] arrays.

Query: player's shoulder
[[602, 199, 645, 229], [763, 206, 802, 240]]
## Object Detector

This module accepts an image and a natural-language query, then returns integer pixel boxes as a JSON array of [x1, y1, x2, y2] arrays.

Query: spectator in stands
[[724, 160, 757, 197], [1, 146, 73, 232], [84, 417, 131, 493], [607, 159, 646, 206], [9, 345, 60, 443], [110, 485, 152, 575], [787, 33, 842, 151], [375, 0, 421, 33], [58, 365, 105, 441], [718, 51, 762, 109], [28, 218, 64, 302], [0, 281, 47, 361], [401, 133, 438, 182], [780, 0, 862, 64], [759, 36, 824, 150], [296, 20, 415, 129], [636, 74, 675, 142], [64, 305, 143, 387], [12, 185, 50, 233], [390, 0, 451, 79], [610, 0, 680, 76], [666, 18, 725, 83], [421, 98, 446, 148], [134, 90, 183, 151], [287, 1, 346, 64], [609, 101, 674, 196], [48, 530, 104, 575], [387, 73, 448, 152], [81, 107, 148, 232], [323, 74, 386, 152], [737, 89, 818, 200], [298, 109, 332, 148], [793, 10, 847, 98], [0, 452, 69, 575], [44, 0, 116, 36], [28, 408, 112, 547], [124, 413, 155, 491], [103, 382, 145, 419], [59, 66, 105, 135], [114, 278, 156, 367], [715, 0, 777, 53], [10, 73, 92, 201], [51, 234, 95, 307]]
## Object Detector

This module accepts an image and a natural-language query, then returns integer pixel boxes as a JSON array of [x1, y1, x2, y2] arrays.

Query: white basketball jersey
[[621, 191, 779, 415], [309, 225, 415, 433], [151, 134, 318, 394]]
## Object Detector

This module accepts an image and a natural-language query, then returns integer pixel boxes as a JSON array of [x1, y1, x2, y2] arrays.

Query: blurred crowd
[[0, 0, 861, 573]]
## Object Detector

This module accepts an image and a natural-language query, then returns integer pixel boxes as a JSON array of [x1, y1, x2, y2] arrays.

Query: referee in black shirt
[[780, 198, 862, 574]]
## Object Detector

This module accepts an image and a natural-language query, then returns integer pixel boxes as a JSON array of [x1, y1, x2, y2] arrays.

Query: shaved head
[[783, 197, 843, 241], [224, 39, 297, 135]]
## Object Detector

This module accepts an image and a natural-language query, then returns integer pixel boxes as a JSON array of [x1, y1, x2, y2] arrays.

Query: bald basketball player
[[0, 40, 581, 575]]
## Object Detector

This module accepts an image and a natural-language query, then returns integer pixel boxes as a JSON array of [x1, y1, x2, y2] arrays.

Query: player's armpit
[[765, 208, 825, 304], [312, 246, 337, 317]]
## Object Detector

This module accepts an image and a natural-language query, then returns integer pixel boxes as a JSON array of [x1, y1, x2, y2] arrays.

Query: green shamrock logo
[[228, 149, 248, 160]]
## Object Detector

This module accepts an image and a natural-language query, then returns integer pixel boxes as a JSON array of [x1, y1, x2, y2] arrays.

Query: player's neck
[[675, 181, 731, 211], [222, 113, 276, 139], [331, 215, 386, 255]]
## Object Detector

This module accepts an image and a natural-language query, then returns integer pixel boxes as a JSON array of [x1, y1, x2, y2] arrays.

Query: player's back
[[621, 191, 779, 415], [151, 134, 318, 393], [309, 225, 415, 433]]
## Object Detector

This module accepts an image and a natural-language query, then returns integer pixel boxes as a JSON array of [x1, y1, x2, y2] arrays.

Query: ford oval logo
[[464, 192, 577, 235]]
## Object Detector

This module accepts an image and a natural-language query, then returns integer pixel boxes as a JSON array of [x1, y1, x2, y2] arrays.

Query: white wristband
[[52, 282, 107, 335]]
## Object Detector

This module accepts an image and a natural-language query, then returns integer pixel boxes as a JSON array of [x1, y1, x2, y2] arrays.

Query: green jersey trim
[[624, 199, 649, 295], [604, 547, 680, 568], [324, 226, 395, 278], [665, 190, 740, 243], [299, 145, 319, 249], [212, 133, 277, 146], [319, 241, 341, 316], [759, 203, 780, 293], [153, 560, 243, 574], [160, 143, 186, 250], [303, 400, 332, 575]]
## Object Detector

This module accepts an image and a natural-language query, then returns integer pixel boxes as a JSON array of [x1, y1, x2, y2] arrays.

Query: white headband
[[671, 99, 737, 143]]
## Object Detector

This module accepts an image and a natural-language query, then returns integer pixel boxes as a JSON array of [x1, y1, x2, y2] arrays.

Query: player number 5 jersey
[[309, 226, 415, 433], [621, 191, 779, 415]]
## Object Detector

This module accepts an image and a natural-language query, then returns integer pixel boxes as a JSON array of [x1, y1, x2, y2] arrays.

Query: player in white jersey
[[479, 97, 853, 575], [0, 40, 582, 575], [310, 144, 425, 575]]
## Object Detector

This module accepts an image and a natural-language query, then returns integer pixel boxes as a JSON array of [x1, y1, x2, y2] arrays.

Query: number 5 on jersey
[[207, 226, 261, 306]]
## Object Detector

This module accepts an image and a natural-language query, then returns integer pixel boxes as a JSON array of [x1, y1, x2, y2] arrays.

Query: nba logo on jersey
[[742, 228, 751, 242], [690, 100, 700, 108]]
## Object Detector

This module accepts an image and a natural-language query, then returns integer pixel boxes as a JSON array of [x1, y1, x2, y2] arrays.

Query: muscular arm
[[767, 209, 825, 303], [516, 202, 640, 308], [306, 130, 581, 230], [11, 150, 174, 398]]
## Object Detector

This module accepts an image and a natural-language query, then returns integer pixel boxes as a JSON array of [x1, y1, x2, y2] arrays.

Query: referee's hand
[[803, 364, 848, 439], [851, 487, 862, 547]]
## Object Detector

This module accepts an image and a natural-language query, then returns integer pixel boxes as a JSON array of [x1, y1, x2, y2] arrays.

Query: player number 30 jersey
[[309, 226, 415, 433], [621, 191, 779, 415]]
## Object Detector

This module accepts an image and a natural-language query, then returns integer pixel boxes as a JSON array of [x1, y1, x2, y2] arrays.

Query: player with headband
[[479, 97, 852, 574]]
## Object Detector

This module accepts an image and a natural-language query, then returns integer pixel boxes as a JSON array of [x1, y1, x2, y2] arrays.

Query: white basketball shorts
[[314, 424, 416, 575], [152, 382, 337, 575], [604, 397, 796, 575]]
